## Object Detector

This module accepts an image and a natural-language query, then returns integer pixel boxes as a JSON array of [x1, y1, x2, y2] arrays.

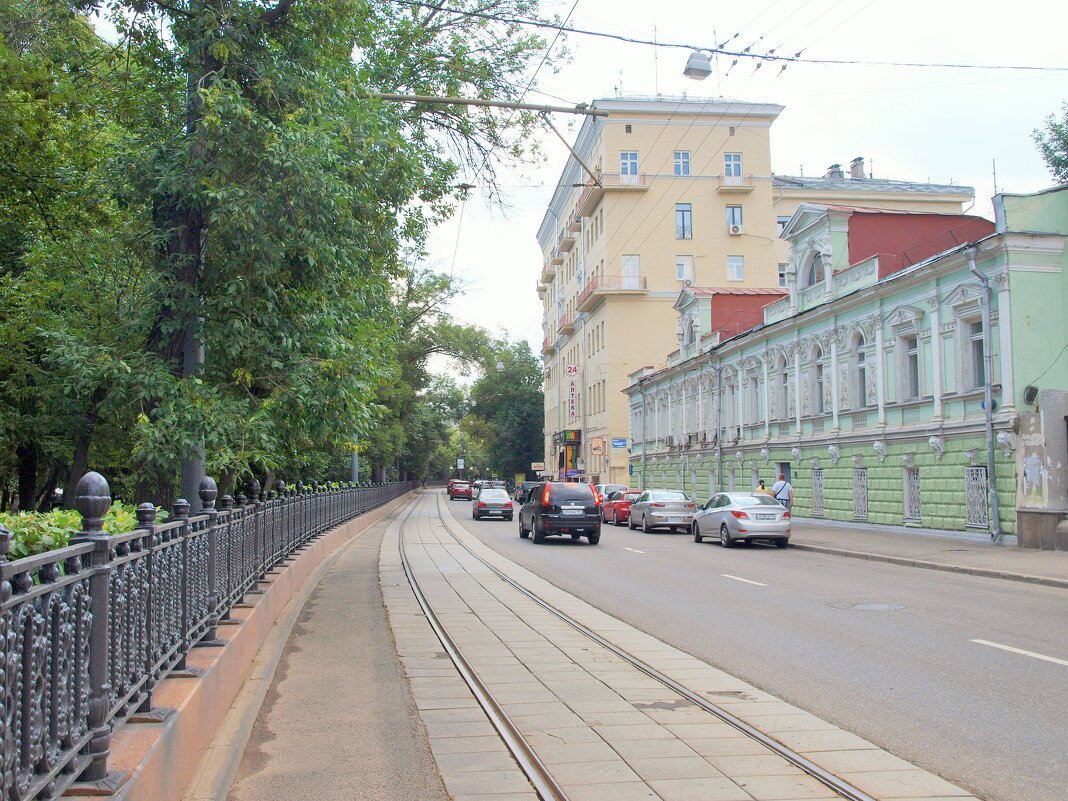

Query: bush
[[0, 502, 166, 560]]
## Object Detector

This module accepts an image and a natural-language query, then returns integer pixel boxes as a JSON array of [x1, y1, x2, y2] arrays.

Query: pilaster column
[[762, 359, 771, 438], [875, 320, 887, 426], [830, 336, 840, 431], [794, 349, 802, 434], [928, 296, 943, 420], [994, 272, 1014, 410]]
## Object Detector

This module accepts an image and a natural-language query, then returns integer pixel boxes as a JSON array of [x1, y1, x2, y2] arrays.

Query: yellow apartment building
[[538, 96, 973, 486]]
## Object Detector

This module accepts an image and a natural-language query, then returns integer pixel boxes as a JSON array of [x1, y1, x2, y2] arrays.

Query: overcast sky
[[426, 0, 1068, 366]]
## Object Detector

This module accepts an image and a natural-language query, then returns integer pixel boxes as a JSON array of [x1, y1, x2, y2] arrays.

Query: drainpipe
[[639, 379, 647, 491], [964, 244, 1002, 542]]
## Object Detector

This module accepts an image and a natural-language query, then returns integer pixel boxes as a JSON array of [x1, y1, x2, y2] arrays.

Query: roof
[[685, 287, 788, 296], [773, 175, 973, 196]]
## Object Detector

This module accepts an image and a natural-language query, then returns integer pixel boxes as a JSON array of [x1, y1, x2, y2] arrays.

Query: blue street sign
[[611, 438, 628, 449]]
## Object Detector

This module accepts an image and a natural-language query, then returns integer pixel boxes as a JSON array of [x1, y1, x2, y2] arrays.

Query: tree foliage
[[0, 0, 561, 507], [1034, 102, 1068, 185]]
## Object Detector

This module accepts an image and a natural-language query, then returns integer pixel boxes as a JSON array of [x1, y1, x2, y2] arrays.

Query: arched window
[[777, 356, 790, 419], [853, 333, 868, 408], [811, 345, 825, 415], [748, 372, 760, 424], [804, 253, 825, 288]]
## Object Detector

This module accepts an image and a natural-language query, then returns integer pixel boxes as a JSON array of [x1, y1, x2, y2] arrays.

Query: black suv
[[514, 480, 539, 503], [519, 482, 601, 545]]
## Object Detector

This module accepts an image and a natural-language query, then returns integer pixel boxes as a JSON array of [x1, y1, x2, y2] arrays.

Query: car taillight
[[686, 503, 696, 509], [651, 502, 665, 508], [542, 485, 551, 506], [591, 484, 601, 505], [478, 501, 486, 507], [504, 502, 512, 508], [730, 510, 749, 519], [783, 511, 791, 519]]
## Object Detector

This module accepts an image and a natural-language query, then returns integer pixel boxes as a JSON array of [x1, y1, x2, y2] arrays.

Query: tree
[[1034, 102, 1068, 185], [467, 339, 543, 479]]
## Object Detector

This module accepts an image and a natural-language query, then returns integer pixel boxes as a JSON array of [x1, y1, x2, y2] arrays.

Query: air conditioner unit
[[683, 278, 693, 287], [728, 224, 744, 236]]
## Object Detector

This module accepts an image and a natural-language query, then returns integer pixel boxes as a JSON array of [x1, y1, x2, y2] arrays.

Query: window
[[815, 362, 825, 414], [853, 468, 868, 520], [620, 151, 638, 176], [779, 358, 790, 419], [727, 255, 744, 281], [969, 320, 985, 389], [854, 334, 868, 408], [675, 255, 694, 282], [748, 375, 760, 423], [778, 263, 788, 288], [903, 335, 920, 400], [675, 203, 693, 239], [621, 254, 641, 289], [812, 468, 825, 516], [904, 467, 921, 521], [776, 216, 791, 236], [726, 206, 743, 227], [804, 253, 825, 288], [724, 153, 742, 177], [673, 151, 690, 176]]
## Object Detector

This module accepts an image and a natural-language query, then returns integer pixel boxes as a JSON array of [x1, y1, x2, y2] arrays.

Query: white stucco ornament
[[996, 431, 1016, 457], [852, 454, 864, 468], [791, 447, 803, 463], [873, 441, 887, 462], [735, 450, 744, 465], [928, 436, 945, 460], [827, 444, 840, 465], [760, 447, 770, 464], [902, 452, 916, 468]]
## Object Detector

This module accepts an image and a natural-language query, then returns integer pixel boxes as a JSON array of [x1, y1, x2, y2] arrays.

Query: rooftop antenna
[[654, 26, 659, 95], [800, 164, 804, 177], [992, 158, 998, 194]]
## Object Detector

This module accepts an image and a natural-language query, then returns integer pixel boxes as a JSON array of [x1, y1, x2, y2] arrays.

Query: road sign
[[457, 458, 465, 470], [611, 438, 627, 449], [531, 461, 545, 471]]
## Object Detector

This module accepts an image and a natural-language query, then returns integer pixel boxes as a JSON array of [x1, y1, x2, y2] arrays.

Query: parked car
[[692, 492, 790, 547], [519, 482, 601, 544], [449, 480, 472, 501], [514, 480, 539, 503], [472, 488, 514, 521], [627, 490, 697, 532], [594, 483, 629, 502], [601, 490, 642, 525]]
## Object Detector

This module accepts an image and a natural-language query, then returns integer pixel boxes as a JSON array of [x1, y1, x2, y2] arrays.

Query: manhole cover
[[829, 600, 906, 611]]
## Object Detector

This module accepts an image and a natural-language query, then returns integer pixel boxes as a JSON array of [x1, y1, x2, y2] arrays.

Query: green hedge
[[0, 503, 168, 560]]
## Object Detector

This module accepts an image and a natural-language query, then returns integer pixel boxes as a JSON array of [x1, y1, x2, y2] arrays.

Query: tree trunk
[[36, 462, 63, 511], [16, 442, 38, 515], [64, 387, 106, 508]]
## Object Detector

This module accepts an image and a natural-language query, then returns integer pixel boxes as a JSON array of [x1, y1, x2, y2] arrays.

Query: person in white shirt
[[771, 474, 793, 510]]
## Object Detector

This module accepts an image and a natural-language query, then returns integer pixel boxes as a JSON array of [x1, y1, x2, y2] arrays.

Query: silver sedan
[[627, 490, 697, 533], [692, 492, 791, 547]]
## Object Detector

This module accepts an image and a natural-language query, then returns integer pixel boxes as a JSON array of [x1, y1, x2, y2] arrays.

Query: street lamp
[[683, 51, 713, 80]]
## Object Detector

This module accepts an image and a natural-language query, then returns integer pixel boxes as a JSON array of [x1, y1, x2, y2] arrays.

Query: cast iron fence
[[0, 472, 413, 800]]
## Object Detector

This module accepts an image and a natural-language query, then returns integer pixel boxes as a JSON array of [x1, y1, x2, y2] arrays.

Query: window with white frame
[[748, 373, 760, 424], [620, 151, 638, 176], [968, 319, 986, 389], [727, 255, 744, 281], [726, 206, 743, 227], [853, 333, 868, 408], [778, 263, 788, 288], [778, 357, 790, 419], [673, 151, 690, 176], [675, 255, 694, 282], [803, 253, 825, 288], [809, 345, 825, 415], [902, 334, 921, 400], [621, 254, 641, 289], [675, 203, 693, 239], [724, 153, 742, 176]]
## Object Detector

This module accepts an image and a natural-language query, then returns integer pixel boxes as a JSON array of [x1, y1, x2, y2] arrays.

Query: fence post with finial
[[197, 477, 223, 646]]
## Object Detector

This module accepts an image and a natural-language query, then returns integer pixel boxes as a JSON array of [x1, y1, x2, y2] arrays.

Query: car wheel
[[720, 524, 735, 548], [519, 516, 529, 539], [532, 520, 546, 544], [642, 515, 652, 534], [693, 522, 703, 543], [627, 513, 636, 530], [587, 530, 600, 545], [774, 538, 789, 548]]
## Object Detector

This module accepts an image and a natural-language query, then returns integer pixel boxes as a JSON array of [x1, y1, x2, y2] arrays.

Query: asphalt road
[[445, 495, 1068, 801]]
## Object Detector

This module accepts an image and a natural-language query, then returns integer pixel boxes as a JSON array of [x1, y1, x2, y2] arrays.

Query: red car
[[449, 480, 472, 501], [601, 490, 642, 525]]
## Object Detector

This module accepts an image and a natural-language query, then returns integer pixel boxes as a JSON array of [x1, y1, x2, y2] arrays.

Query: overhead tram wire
[[388, 0, 1068, 72]]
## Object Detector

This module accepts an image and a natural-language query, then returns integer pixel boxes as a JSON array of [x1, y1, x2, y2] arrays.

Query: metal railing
[[0, 472, 413, 800]]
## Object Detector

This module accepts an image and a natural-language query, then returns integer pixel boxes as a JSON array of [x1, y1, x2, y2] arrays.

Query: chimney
[[849, 156, 865, 179], [824, 163, 844, 179]]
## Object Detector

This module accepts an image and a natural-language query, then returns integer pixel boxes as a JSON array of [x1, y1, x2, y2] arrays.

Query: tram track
[[398, 491, 880, 801]]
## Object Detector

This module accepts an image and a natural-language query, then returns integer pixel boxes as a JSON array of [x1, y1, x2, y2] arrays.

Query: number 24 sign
[[565, 363, 579, 376]]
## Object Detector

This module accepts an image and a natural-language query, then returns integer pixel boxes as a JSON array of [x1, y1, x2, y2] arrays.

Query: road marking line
[[721, 574, 767, 586], [970, 639, 1068, 667], [623, 547, 646, 554]]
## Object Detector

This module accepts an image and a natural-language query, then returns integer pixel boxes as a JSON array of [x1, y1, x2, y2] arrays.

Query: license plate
[[669, 516, 683, 522], [561, 508, 583, 516], [755, 514, 774, 520]]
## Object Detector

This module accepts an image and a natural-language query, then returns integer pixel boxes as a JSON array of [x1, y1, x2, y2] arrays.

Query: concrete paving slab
[[626, 756, 726, 781], [734, 774, 839, 799], [647, 776, 752, 801]]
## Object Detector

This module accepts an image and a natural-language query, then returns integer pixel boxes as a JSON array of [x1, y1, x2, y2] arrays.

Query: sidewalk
[[787, 519, 1068, 589]]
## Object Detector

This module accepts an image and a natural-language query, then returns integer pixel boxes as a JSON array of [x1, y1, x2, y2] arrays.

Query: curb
[[789, 541, 1068, 590]]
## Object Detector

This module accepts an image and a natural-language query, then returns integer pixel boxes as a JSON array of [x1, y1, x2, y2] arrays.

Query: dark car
[[518, 482, 601, 545], [514, 481, 539, 503], [449, 480, 472, 501]]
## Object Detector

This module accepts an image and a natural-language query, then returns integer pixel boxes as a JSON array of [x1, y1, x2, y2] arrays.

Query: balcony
[[558, 312, 576, 335], [541, 336, 556, 356], [536, 282, 547, 297], [576, 274, 649, 313], [576, 173, 651, 217], [540, 260, 557, 283], [715, 174, 756, 193], [559, 228, 576, 252], [567, 212, 582, 234]]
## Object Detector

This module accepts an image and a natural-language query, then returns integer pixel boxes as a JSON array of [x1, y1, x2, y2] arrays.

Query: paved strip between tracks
[[382, 491, 978, 801]]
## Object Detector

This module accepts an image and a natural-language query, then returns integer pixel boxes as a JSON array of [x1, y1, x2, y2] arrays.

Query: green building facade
[[625, 187, 1068, 544]]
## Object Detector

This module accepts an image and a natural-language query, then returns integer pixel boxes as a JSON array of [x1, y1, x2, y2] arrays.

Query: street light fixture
[[683, 50, 714, 80]]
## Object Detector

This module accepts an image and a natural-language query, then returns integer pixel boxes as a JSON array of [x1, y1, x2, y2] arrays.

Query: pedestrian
[[771, 474, 793, 510], [754, 480, 772, 495]]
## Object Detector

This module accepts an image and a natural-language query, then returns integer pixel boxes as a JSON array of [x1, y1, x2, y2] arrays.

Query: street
[[449, 499, 1068, 801]]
